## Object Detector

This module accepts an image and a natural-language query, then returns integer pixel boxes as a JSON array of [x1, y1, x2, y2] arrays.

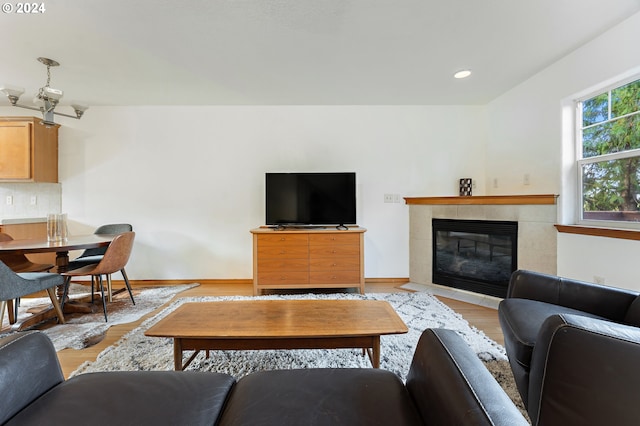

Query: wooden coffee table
[[144, 299, 408, 371]]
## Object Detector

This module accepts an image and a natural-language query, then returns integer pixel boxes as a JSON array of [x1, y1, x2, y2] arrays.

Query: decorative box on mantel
[[404, 194, 559, 298]]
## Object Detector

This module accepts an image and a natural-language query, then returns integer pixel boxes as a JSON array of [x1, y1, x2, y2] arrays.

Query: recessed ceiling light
[[454, 69, 472, 79]]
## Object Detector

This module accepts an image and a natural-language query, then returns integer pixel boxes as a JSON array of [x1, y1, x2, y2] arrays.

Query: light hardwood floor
[[17, 281, 504, 378]]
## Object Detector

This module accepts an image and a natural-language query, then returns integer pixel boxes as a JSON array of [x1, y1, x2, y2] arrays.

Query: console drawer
[[309, 233, 360, 245], [309, 271, 361, 285], [257, 271, 309, 285], [257, 245, 309, 259], [309, 257, 360, 271], [309, 245, 360, 258], [257, 234, 308, 246], [258, 258, 309, 272]]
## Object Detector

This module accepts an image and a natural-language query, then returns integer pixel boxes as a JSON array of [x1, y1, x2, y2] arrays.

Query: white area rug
[[5, 283, 198, 351], [72, 291, 506, 379]]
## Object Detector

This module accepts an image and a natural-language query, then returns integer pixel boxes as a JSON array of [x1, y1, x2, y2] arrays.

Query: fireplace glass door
[[432, 219, 517, 298]]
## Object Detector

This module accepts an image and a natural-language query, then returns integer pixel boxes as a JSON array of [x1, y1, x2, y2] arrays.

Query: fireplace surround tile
[[409, 207, 432, 238], [430, 205, 458, 219], [455, 205, 488, 220], [485, 205, 519, 221], [408, 197, 558, 296]]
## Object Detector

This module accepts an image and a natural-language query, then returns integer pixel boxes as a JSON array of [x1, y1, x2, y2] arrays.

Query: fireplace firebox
[[432, 219, 517, 298]]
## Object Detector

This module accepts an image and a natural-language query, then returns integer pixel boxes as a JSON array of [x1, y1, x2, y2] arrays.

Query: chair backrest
[[95, 223, 133, 235], [79, 224, 133, 258], [0, 260, 19, 300], [90, 231, 135, 275]]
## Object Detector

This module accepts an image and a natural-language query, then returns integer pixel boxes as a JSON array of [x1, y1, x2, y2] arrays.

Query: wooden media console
[[250, 227, 366, 295]]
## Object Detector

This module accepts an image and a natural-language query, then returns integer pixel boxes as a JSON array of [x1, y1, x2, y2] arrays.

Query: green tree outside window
[[580, 79, 640, 221]]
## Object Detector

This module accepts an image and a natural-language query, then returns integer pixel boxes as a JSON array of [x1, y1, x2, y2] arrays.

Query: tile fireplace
[[406, 194, 558, 299]]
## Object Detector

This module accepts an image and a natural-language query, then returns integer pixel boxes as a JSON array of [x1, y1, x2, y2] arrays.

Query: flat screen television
[[265, 172, 356, 227]]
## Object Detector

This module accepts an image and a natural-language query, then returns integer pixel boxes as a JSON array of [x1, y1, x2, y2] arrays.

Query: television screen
[[265, 172, 356, 227]]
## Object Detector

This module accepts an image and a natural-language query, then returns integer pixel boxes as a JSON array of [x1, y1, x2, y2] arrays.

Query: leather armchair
[[528, 314, 640, 425], [499, 269, 640, 421]]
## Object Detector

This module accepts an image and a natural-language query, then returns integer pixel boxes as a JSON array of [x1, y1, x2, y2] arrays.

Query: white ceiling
[[1, 0, 640, 107]]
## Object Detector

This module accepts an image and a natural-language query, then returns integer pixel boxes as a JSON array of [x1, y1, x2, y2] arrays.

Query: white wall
[[0, 105, 485, 280], [486, 12, 640, 290], [4, 14, 640, 288]]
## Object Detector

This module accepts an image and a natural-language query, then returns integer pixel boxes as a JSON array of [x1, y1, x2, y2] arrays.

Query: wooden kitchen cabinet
[[0, 117, 59, 182], [251, 227, 366, 295]]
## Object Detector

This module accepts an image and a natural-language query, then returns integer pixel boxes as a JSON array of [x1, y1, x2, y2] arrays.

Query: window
[[577, 78, 640, 225]]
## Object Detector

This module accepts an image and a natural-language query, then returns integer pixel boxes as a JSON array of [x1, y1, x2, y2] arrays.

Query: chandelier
[[0, 57, 88, 125]]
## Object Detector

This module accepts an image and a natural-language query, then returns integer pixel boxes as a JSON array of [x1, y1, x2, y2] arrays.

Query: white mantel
[[405, 195, 559, 289]]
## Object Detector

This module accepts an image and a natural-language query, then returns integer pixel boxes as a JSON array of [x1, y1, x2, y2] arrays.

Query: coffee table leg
[[174, 338, 183, 371], [362, 336, 382, 368], [372, 336, 380, 368]]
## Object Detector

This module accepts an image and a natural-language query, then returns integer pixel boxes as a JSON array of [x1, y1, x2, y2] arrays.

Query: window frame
[[575, 75, 640, 229]]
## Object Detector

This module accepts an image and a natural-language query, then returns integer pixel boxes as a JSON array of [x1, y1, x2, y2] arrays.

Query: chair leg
[[121, 268, 135, 305], [6, 300, 16, 324], [46, 287, 65, 324], [61, 276, 72, 311], [0, 301, 5, 328], [97, 275, 108, 322], [106, 274, 113, 302], [14, 298, 20, 321]]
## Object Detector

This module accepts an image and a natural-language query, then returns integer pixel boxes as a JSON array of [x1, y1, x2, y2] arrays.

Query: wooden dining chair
[[61, 232, 135, 322], [0, 260, 65, 326]]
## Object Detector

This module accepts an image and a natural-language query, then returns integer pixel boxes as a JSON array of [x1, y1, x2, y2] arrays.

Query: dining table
[[0, 234, 115, 330]]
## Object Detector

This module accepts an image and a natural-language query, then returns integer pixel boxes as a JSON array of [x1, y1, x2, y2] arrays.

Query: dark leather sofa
[[0, 329, 528, 426], [499, 269, 640, 425]]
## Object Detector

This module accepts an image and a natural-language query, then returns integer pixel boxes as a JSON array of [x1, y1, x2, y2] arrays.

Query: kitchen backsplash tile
[[0, 183, 62, 220]]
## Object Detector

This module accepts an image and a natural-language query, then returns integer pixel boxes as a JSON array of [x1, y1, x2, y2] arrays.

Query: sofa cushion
[[0, 332, 65, 425], [4, 371, 235, 426], [623, 295, 640, 326], [498, 298, 608, 369], [218, 368, 422, 426]]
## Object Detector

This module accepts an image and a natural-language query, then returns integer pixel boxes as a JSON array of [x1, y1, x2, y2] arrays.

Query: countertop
[[0, 217, 47, 225]]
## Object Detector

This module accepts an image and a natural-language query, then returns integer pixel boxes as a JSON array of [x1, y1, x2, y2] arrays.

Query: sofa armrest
[[507, 269, 637, 321], [406, 329, 528, 426], [0, 331, 64, 424], [528, 314, 640, 425]]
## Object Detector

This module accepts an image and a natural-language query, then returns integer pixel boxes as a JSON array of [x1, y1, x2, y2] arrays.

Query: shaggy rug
[[73, 292, 506, 375], [3, 283, 198, 351], [71, 291, 528, 417]]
